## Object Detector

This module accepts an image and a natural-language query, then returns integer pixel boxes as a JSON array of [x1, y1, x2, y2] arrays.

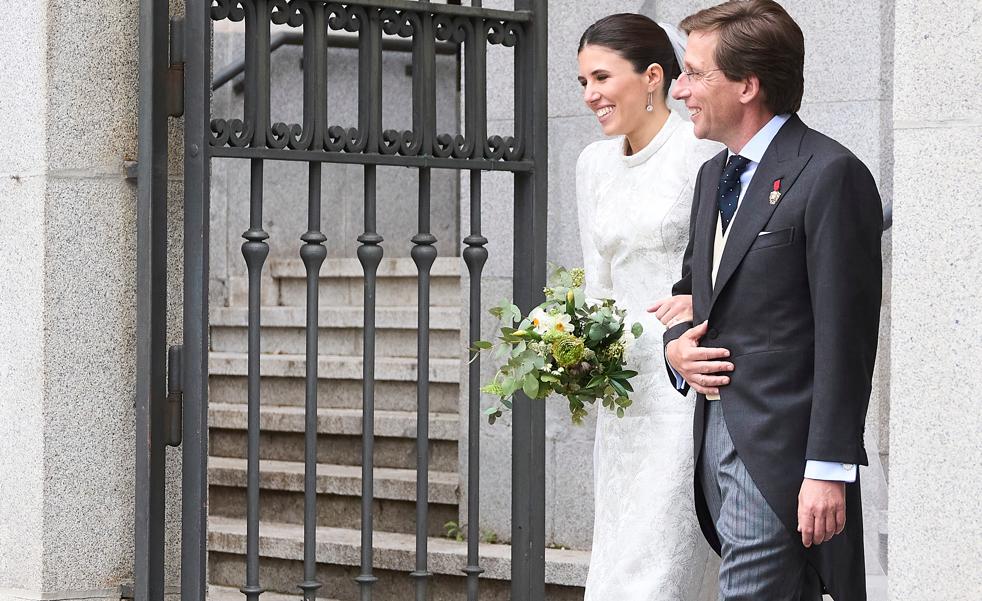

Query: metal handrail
[[212, 31, 458, 92]]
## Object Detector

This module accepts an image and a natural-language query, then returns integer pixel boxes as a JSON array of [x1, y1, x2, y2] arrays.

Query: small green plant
[[443, 520, 464, 542], [443, 522, 501, 544]]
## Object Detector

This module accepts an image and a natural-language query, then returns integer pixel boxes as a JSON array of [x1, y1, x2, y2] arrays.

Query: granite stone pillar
[[888, 1, 982, 599], [0, 2, 182, 599]]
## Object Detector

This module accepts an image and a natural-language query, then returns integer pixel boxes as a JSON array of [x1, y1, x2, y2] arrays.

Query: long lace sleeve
[[575, 142, 614, 301]]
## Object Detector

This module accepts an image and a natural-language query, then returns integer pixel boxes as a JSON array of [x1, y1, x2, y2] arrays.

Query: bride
[[575, 14, 722, 600]]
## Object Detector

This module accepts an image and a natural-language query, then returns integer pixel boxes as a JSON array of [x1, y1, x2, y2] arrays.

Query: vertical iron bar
[[299, 5, 327, 601], [410, 168, 437, 600], [300, 161, 326, 601], [409, 4, 436, 599], [242, 2, 271, 600], [467, 1, 485, 161], [356, 165, 383, 601], [511, 1, 548, 600], [241, 159, 269, 601], [462, 171, 488, 600], [135, 0, 169, 598], [462, 4, 487, 599], [182, 2, 212, 601], [355, 9, 383, 600]]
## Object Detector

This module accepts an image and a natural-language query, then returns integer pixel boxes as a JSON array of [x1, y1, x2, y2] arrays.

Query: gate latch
[[166, 345, 183, 447], [167, 17, 185, 118]]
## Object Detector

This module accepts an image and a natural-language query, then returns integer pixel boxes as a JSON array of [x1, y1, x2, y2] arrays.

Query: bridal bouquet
[[472, 265, 643, 425]]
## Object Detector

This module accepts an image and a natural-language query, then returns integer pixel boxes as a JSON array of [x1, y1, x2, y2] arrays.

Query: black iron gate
[[136, 1, 548, 600]]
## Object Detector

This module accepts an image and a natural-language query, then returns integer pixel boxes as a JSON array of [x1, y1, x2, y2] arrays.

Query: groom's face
[[673, 30, 745, 148]]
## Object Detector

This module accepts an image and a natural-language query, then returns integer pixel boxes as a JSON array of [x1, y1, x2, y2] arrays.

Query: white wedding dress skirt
[[576, 112, 722, 601]]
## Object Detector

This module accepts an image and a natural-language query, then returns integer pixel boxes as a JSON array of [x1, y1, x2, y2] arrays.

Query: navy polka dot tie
[[717, 154, 751, 234]]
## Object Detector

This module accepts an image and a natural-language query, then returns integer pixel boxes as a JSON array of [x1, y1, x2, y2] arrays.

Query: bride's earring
[[646, 91, 654, 112]]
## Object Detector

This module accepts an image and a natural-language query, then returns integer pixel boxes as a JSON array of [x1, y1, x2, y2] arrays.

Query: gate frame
[[136, 1, 548, 599]]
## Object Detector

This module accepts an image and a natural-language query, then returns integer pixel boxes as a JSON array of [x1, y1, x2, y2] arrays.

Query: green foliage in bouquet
[[471, 265, 643, 425]]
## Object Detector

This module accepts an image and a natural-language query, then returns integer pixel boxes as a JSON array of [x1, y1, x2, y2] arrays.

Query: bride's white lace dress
[[577, 111, 722, 601]]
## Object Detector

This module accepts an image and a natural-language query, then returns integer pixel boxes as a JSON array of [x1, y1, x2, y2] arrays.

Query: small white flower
[[551, 313, 573, 335], [530, 307, 555, 335], [620, 330, 637, 353]]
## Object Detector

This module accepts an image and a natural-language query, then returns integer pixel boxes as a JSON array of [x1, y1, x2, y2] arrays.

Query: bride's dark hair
[[578, 13, 682, 97]]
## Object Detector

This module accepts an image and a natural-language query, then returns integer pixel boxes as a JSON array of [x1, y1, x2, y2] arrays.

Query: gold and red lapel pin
[[769, 178, 782, 205]]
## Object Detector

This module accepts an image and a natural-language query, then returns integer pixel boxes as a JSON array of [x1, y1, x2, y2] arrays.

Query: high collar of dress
[[620, 110, 682, 168]]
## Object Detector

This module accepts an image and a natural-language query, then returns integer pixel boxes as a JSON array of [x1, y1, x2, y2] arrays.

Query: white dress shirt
[[673, 114, 856, 483]]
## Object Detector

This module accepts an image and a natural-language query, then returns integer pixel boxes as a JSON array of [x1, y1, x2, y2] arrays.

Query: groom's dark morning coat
[[665, 115, 882, 600]]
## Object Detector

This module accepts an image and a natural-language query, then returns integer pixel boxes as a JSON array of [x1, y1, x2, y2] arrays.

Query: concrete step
[[208, 403, 460, 471], [208, 457, 458, 535], [209, 306, 463, 358], [209, 403, 459, 440], [208, 517, 590, 601], [209, 352, 461, 384], [209, 375, 459, 413], [252, 257, 463, 308], [208, 586, 340, 601]]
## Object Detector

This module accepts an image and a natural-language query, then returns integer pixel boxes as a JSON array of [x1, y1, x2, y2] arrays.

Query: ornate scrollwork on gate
[[267, 0, 315, 150], [433, 15, 474, 159], [211, 0, 247, 22], [485, 20, 526, 161], [207, 1, 531, 166], [379, 8, 423, 156]]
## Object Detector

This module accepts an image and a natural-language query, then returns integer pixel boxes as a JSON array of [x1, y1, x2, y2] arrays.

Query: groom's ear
[[739, 74, 764, 106]]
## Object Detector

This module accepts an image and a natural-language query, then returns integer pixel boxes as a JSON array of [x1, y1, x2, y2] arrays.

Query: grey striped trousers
[[700, 400, 822, 601]]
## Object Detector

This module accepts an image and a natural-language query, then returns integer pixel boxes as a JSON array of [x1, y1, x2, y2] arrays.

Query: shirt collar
[[728, 113, 791, 164]]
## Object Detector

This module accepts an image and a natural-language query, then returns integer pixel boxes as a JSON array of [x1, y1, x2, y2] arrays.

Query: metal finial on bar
[[409, 167, 437, 600], [240, 157, 269, 601], [355, 13, 384, 592], [462, 170, 488, 600], [299, 160, 326, 601]]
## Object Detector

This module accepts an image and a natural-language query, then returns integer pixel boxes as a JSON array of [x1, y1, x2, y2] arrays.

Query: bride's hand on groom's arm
[[664, 321, 734, 396], [648, 295, 693, 327]]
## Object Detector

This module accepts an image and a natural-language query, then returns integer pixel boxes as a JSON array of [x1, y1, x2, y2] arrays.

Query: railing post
[[511, 1, 548, 600], [135, 0, 170, 599], [181, 2, 212, 601]]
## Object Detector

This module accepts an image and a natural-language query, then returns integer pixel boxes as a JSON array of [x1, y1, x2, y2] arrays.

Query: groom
[[663, 1, 882, 599]]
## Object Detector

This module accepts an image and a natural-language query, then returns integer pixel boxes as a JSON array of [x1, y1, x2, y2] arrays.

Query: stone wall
[[0, 1, 184, 599], [2, 0, 140, 599], [888, 0, 982, 599]]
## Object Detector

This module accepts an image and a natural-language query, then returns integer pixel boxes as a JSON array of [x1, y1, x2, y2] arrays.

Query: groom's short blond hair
[[680, 0, 805, 115]]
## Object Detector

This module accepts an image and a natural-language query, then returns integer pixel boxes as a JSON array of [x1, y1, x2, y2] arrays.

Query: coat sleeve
[[662, 161, 707, 395], [803, 153, 883, 466]]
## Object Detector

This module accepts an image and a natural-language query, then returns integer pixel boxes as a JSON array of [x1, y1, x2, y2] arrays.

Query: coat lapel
[[710, 116, 812, 310], [694, 151, 726, 317]]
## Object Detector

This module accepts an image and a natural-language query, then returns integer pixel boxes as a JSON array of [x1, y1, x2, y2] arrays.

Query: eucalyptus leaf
[[632, 322, 644, 338], [522, 374, 539, 398]]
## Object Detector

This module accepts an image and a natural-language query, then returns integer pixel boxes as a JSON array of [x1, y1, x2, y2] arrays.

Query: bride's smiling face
[[577, 44, 651, 137]]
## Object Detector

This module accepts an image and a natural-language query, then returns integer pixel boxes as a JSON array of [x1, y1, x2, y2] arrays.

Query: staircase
[[207, 257, 589, 600]]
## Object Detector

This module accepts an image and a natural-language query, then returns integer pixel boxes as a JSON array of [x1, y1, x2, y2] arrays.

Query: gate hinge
[[167, 17, 185, 118], [166, 345, 183, 447]]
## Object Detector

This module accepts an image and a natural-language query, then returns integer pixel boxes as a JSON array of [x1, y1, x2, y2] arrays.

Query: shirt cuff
[[670, 365, 686, 390], [804, 460, 857, 483]]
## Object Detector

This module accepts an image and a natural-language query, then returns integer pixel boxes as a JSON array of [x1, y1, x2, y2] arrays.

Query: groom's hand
[[665, 321, 733, 396], [797, 478, 846, 547]]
